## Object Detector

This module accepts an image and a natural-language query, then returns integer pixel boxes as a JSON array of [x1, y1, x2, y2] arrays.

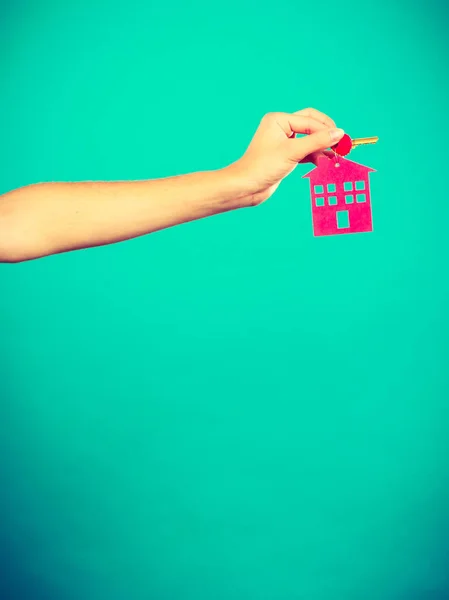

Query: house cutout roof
[[302, 155, 376, 180]]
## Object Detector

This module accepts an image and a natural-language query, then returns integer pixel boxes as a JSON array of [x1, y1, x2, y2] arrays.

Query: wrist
[[219, 162, 263, 209]]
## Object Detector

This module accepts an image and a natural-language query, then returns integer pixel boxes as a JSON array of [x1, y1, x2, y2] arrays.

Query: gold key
[[351, 136, 379, 149]]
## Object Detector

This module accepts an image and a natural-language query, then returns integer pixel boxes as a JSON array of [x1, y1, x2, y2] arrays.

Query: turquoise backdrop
[[1, 1, 449, 598]]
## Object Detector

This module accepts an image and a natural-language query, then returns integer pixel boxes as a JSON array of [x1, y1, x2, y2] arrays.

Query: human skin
[[0, 108, 343, 263]]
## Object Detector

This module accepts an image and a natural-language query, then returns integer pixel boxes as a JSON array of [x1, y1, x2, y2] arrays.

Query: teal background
[[1, 1, 449, 598]]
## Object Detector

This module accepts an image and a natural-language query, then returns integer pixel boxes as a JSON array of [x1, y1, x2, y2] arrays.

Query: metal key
[[351, 136, 379, 149]]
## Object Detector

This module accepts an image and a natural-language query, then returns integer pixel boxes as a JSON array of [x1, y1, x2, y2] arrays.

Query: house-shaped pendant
[[303, 155, 376, 236]]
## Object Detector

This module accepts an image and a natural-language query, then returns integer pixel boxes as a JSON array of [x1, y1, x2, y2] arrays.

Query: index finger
[[294, 107, 336, 129]]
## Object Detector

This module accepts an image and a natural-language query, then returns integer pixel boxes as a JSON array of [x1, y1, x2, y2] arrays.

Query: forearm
[[0, 166, 250, 262]]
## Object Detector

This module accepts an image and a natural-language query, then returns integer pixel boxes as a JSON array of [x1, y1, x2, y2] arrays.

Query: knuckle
[[303, 107, 316, 117], [262, 112, 278, 123]]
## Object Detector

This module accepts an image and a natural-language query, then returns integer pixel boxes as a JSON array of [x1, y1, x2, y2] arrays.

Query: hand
[[230, 108, 344, 206]]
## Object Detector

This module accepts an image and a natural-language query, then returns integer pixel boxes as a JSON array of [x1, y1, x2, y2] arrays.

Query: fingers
[[272, 112, 331, 136], [294, 107, 336, 129], [303, 150, 335, 165], [287, 114, 330, 136], [289, 128, 345, 162]]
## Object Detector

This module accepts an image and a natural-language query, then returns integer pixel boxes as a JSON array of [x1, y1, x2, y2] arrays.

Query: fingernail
[[330, 128, 345, 143]]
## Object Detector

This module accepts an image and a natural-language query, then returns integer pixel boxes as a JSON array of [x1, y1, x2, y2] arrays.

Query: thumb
[[289, 128, 345, 162]]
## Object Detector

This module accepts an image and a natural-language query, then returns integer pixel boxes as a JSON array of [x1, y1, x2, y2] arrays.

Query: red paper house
[[303, 155, 376, 236]]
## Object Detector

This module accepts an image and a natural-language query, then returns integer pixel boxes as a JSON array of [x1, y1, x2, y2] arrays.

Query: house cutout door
[[337, 210, 350, 229]]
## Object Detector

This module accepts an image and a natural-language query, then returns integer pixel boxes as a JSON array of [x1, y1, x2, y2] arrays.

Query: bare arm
[[0, 109, 343, 263], [0, 169, 250, 262]]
